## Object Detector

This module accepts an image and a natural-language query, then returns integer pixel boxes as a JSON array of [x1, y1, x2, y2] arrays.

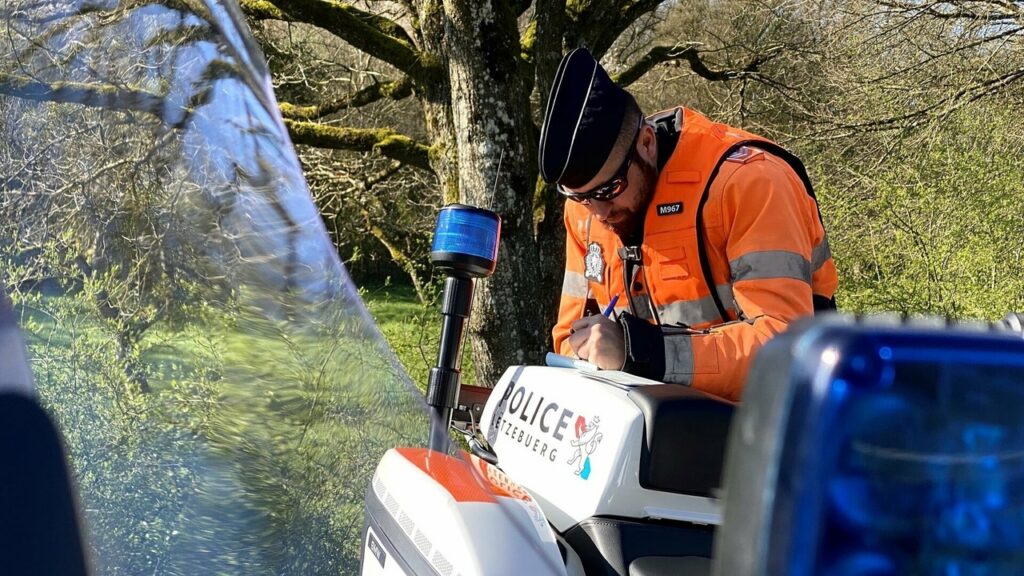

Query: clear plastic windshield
[[0, 0, 427, 572]]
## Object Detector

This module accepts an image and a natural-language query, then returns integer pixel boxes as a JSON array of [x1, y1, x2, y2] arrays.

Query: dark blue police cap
[[538, 48, 633, 188]]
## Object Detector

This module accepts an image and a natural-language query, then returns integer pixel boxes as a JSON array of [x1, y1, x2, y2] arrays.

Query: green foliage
[[17, 287, 425, 574], [820, 105, 1024, 319], [362, 280, 479, 388], [634, 1, 1024, 322], [19, 289, 222, 573]]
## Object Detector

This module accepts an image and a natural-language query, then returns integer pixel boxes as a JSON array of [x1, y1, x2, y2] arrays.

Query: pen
[[602, 294, 620, 318]]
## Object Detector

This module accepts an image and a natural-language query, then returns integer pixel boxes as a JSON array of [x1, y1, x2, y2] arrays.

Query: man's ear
[[639, 124, 657, 160]]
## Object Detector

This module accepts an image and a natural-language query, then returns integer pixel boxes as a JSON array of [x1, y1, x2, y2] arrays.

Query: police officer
[[539, 48, 838, 401]]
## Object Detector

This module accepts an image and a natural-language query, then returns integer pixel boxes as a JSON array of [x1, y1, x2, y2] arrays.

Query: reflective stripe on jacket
[[553, 107, 839, 401]]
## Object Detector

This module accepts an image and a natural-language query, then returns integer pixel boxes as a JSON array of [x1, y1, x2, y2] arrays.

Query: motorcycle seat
[[627, 385, 735, 497]]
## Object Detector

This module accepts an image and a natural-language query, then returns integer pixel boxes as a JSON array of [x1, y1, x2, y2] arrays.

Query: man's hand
[[567, 315, 625, 370]]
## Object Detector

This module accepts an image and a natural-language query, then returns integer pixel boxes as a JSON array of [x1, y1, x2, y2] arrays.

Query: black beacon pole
[[425, 205, 501, 452]]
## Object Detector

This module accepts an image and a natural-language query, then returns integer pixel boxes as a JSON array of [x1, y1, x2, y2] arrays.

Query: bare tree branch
[[278, 75, 413, 120], [284, 119, 433, 171], [576, 0, 663, 57], [613, 43, 779, 86], [0, 73, 164, 114], [864, 24, 1023, 84], [239, 0, 441, 85], [878, 0, 1021, 21], [808, 67, 1024, 138], [245, 0, 415, 44]]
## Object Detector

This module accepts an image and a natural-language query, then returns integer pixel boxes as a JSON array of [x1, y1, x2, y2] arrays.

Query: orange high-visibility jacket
[[553, 108, 838, 401]]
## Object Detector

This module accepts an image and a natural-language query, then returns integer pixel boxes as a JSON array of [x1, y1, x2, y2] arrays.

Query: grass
[[16, 290, 428, 574], [10, 282, 479, 572], [360, 280, 477, 391]]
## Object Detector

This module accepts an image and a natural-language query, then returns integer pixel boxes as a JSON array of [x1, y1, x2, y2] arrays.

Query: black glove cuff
[[618, 313, 666, 381]]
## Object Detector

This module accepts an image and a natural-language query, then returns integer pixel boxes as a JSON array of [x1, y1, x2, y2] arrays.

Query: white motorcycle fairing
[[362, 447, 566, 576], [361, 366, 735, 576], [479, 366, 725, 532]]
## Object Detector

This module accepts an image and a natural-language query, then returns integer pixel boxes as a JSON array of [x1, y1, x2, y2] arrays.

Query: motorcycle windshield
[[0, 0, 428, 573]]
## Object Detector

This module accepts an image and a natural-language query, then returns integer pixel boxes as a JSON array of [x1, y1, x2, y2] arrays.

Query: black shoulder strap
[[695, 140, 835, 323]]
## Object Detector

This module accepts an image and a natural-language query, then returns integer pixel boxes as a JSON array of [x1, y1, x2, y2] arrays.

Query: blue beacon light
[[714, 317, 1024, 576], [818, 336, 1024, 576], [431, 204, 501, 278], [425, 205, 501, 452]]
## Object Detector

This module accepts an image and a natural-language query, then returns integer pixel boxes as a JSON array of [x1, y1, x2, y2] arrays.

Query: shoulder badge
[[726, 146, 765, 164], [584, 242, 604, 283]]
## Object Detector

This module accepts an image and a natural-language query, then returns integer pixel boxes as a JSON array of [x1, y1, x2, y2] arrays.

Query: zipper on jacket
[[618, 246, 661, 324], [618, 246, 640, 318]]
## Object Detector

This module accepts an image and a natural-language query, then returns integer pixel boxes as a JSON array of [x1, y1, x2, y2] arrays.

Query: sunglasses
[[557, 119, 643, 204]]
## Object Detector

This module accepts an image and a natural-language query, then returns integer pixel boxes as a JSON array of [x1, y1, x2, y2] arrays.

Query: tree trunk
[[531, 2, 570, 342], [414, 0, 551, 384]]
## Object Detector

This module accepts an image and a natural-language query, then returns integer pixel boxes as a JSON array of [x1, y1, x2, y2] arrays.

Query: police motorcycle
[[3, 1, 1024, 576], [360, 205, 732, 576], [359, 206, 1024, 576]]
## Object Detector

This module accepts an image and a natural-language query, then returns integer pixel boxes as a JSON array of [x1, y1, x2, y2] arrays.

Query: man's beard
[[608, 155, 658, 240]]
